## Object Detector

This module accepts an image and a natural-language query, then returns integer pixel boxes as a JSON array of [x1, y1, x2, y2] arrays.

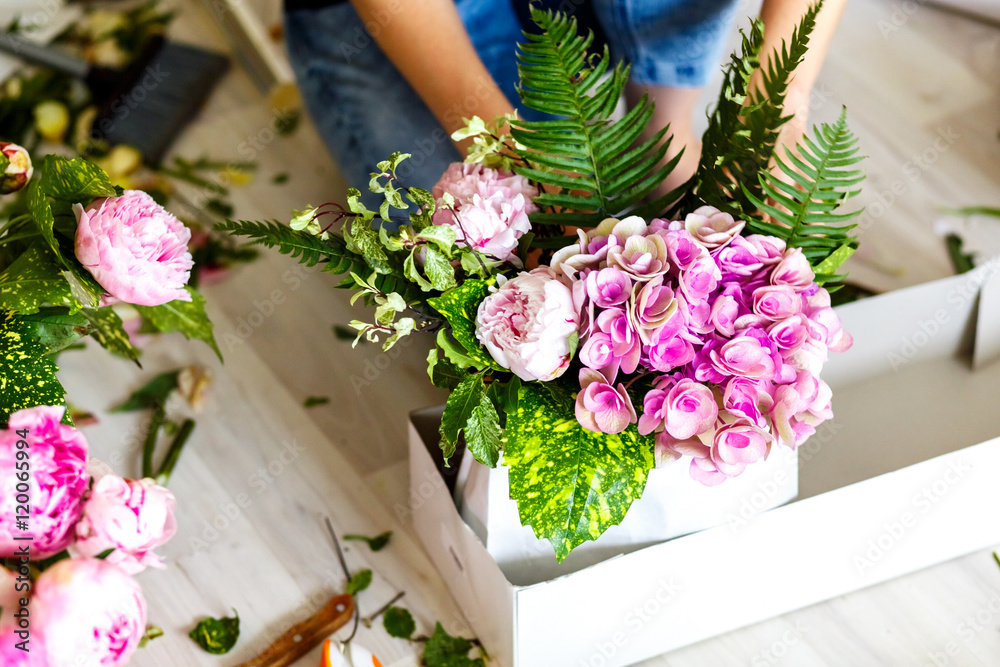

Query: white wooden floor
[[54, 0, 1000, 664]]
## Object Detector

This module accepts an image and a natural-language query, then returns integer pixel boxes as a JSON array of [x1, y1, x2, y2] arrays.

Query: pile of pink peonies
[[0, 406, 176, 665]]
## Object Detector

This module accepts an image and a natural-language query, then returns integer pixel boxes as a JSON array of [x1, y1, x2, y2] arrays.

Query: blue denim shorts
[[284, 0, 740, 199]]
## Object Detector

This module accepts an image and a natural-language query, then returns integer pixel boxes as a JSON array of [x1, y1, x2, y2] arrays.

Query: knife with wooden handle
[[234, 594, 354, 667]]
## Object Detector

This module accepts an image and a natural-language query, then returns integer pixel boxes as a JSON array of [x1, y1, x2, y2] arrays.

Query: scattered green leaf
[[383, 606, 415, 640], [110, 370, 181, 413], [344, 531, 392, 552], [346, 569, 373, 596], [423, 622, 484, 667], [303, 396, 330, 408], [188, 611, 240, 655]]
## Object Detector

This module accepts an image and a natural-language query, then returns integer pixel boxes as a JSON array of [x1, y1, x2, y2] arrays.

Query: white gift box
[[454, 433, 798, 585], [408, 262, 1000, 667]]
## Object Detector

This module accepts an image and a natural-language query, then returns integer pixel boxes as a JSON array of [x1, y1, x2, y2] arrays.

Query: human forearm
[[350, 0, 515, 144]]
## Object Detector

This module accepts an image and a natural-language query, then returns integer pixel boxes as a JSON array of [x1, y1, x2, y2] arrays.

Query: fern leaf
[[672, 2, 821, 218], [741, 108, 864, 283], [511, 8, 678, 227], [216, 220, 337, 268]]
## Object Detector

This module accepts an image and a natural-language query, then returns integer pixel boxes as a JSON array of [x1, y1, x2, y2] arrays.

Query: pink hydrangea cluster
[[553, 209, 852, 486], [431, 163, 538, 264]]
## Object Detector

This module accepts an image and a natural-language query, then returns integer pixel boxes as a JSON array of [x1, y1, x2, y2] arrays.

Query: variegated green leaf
[[134, 288, 221, 360], [38, 155, 116, 200], [81, 307, 140, 363], [20, 308, 92, 354], [503, 382, 654, 562], [0, 243, 78, 314], [427, 280, 499, 371], [26, 180, 60, 261], [0, 310, 67, 427]]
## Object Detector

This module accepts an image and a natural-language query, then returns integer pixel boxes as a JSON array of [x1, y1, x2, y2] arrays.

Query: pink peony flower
[[575, 369, 637, 434], [431, 163, 536, 262], [72, 475, 177, 575], [75, 190, 194, 306], [475, 267, 579, 381], [685, 206, 745, 249], [0, 142, 33, 195], [32, 558, 146, 667], [0, 626, 34, 666], [0, 407, 89, 559]]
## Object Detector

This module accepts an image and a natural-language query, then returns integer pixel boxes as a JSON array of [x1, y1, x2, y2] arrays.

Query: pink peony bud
[[574, 369, 637, 434], [0, 407, 89, 559], [0, 142, 33, 194], [72, 475, 177, 575], [684, 206, 745, 249], [74, 190, 194, 306], [32, 558, 147, 667], [475, 267, 579, 381]]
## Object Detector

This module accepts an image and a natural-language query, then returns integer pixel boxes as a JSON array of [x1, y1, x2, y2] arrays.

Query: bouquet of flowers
[[0, 144, 219, 424], [224, 5, 863, 561], [0, 405, 176, 666]]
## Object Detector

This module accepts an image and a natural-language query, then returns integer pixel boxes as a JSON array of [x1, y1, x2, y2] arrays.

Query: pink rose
[[628, 277, 679, 344], [638, 379, 717, 440], [594, 307, 642, 374], [678, 256, 721, 303], [654, 431, 707, 468], [585, 268, 632, 308], [645, 332, 696, 372], [723, 377, 773, 428], [75, 190, 194, 306], [72, 475, 177, 575], [715, 237, 764, 279], [710, 420, 772, 476], [32, 558, 146, 667], [475, 267, 579, 381], [710, 335, 777, 380], [684, 206, 745, 249], [662, 229, 708, 271], [0, 142, 33, 195], [608, 233, 670, 280], [743, 234, 787, 265], [431, 163, 536, 263], [575, 369, 637, 434], [710, 293, 740, 337], [770, 248, 815, 289], [0, 407, 89, 559], [752, 285, 802, 320]]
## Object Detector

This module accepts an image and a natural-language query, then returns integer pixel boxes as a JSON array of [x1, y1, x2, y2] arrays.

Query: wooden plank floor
[[57, 0, 1000, 664]]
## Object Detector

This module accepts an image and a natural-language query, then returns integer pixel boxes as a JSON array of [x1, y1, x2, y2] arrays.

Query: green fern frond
[[216, 220, 339, 268], [672, 2, 820, 217], [742, 108, 864, 282], [511, 8, 680, 227]]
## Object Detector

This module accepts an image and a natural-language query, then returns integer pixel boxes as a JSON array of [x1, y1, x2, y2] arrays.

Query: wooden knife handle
[[235, 594, 354, 667]]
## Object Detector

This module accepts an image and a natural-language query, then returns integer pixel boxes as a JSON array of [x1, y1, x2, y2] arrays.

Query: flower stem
[[0, 230, 41, 246], [361, 591, 405, 628], [0, 213, 31, 236], [156, 418, 195, 486], [141, 404, 167, 479]]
